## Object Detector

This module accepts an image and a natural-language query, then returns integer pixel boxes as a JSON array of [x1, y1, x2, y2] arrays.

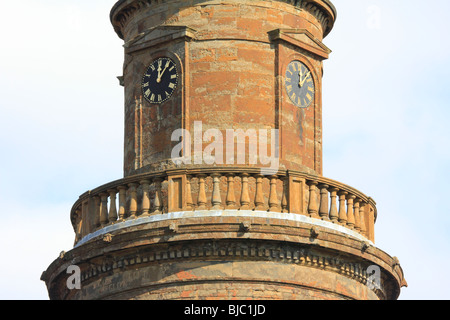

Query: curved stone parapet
[[68, 167, 377, 246]]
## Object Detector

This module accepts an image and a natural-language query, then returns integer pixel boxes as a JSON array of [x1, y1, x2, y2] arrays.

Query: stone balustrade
[[70, 168, 377, 245]]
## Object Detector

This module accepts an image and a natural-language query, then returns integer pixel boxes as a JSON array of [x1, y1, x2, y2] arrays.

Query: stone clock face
[[285, 60, 315, 108], [142, 57, 178, 104]]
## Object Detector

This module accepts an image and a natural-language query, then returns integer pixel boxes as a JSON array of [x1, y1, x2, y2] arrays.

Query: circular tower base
[[42, 211, 405, 300]]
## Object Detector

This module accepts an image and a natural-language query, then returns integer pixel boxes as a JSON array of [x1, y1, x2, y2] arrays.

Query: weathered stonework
[[41, 0, 407, 300]]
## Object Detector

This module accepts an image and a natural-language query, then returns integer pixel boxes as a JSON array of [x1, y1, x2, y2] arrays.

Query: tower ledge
[[110, 0, 337, 40]]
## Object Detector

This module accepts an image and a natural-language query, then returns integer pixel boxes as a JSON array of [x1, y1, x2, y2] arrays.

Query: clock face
[[142, 57, 178, 104], [285, 60, 315, 108]]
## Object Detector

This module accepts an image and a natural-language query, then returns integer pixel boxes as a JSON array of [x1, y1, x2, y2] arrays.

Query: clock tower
[[41, 0, 407, 300]]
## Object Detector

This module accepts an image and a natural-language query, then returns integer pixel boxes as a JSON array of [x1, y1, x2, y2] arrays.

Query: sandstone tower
[[41, 0, 407, 300]]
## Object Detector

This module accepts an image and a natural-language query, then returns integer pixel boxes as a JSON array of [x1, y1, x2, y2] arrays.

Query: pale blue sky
[[0, 0, 449, 299]]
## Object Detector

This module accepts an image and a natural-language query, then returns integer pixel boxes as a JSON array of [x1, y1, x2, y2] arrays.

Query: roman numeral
[[306, 93, 312, 101], [150, 93, 155, 102], [171, 74, 177, 79], [169, 66, 175, 72], [158, 95, 162, 102], [144, 89, 151, 97], [168, 82, 175, 89]]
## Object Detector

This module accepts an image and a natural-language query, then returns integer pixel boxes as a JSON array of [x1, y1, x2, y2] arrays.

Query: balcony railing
[[70, 167, 377, 246]]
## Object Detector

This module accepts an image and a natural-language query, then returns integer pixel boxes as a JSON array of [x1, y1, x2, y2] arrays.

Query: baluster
[[240, 173, 250, 210], [307, 181, 319, 218], [99, 193, 109, 226], [81, 200, 89, 237], [186, 175, 194, 211], [338, 191, 348, 225], [269, 176, 280, 212], [74, 208, 82, 243], [152, 178, 163, 214], [281, 177, 288, 213], [128, 183, 138, 218], [107, 189, 118, 223], [211, 173, 223, 210], [329, 187, 339, 223], [225, 174, 237, 209], [93, 195, 101, 229], [359, 203, 367, 237], [140, 180, 150, 216], [318, 184, 329, 221], [117, 186, 127, 221], [353, 198, 361, 232], [196, 174, 207, 210], [346, 195, 356, 229], [254, 174, 265, 211]]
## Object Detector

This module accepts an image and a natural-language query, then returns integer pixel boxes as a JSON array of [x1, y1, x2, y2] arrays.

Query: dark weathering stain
[[297, 108, 304, 143]]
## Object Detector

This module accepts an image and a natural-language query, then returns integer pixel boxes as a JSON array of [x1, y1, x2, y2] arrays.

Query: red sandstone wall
[[118, 1, 330, 177]]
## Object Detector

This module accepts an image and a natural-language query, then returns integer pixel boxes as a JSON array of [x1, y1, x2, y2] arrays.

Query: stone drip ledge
[[75, 210, 373, 248]]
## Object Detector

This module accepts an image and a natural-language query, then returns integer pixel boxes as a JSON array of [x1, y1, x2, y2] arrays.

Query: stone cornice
[[110, 0, 337, 40], [42, 212, 405, 300]]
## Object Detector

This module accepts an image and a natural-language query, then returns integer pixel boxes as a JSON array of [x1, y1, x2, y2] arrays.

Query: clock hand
[[300, 71, 311, 87], [157, 60, 162, 82], [157, 60, 170, 83], [299, 68, 303, 87]]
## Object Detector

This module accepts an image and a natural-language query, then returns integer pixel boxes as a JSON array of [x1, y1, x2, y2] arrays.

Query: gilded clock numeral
[[158, 94, 162, 102], [306, 93, 312, 101], [144, 89, 151, 97], [169, 66, 175, 72], [143, 82, 149, 87], [287, 85, 292, 92], [168, 82, 175, 89], [150, 93, 155, 102], [308, 86, 314, 92], [171, 74, 177, 79]]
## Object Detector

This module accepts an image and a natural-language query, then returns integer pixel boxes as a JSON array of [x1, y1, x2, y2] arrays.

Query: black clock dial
[[285, 60, 315, 108], [142, 57, 178, 104]]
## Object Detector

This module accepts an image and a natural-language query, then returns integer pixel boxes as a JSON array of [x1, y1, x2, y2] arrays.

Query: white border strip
[[75, 210, 373, 248]]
